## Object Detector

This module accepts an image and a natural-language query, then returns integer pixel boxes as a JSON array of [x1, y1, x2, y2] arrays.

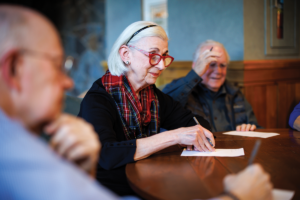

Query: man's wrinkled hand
[[44, 114, 100, 175], [236, 124, 256, 131], [193, 49, 221, 77]]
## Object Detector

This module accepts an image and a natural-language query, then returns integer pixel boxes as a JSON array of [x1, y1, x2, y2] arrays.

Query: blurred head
[[0, 5, 73, 133], [108, 21, 171, 91], [193, 40, 230, 92]]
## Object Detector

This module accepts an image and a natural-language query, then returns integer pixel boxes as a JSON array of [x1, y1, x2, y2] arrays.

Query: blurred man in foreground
[[0, 5, 118, 199], [0, 5, 272, 200], [163, 40, 260, 132]]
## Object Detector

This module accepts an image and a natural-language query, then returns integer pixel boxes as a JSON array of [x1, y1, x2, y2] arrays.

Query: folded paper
[[223, 131, 279, 138], [181, 148, 245, 157]]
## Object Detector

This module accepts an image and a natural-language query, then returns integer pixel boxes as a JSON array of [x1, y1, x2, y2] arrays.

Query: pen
[[210, 47, 213, 51], [248, 140, 261, 166], [193, 117, 213, 147]]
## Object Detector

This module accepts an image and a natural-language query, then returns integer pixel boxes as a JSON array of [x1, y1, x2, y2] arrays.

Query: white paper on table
[[273, 189, 295, 200], [223, 131, 279, 138], [181, 148, 244, 157]]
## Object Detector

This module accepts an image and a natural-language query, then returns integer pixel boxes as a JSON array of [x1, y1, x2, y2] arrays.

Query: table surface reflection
[[126, 129, 300, 200]]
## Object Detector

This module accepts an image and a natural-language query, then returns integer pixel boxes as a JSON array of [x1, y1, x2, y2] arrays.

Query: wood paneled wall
[[158, 60, 300, 128], [242, 60, 300, 128], [156, 61, 192, 87]]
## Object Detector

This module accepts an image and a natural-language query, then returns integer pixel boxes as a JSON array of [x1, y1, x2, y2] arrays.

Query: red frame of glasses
[[128, 45, 174, 67]]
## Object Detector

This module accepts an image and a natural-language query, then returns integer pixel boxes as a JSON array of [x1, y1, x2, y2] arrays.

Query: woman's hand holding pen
[[193, 47, 222, 77], [173, 125, 215, 152], [134, 125, 215, 161]]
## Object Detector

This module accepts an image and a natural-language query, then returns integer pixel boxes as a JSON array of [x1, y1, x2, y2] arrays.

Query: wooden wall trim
[[159, 59, 300, 87], [244, 59, 300, 70], [167, 61, 192, 70], [243, 60, 300, 83], [167, 60, 245, 70], [167, 60, 300, 69]]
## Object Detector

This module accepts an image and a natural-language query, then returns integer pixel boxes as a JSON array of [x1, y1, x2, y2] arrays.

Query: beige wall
[[244, 0, 300, 60]]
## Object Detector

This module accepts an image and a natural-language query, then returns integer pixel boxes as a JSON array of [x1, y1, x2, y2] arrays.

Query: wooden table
[[126, 129, 300, 200]]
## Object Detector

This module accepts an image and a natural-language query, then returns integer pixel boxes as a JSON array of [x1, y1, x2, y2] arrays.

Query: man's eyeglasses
[[128, 45, 174, 67], [19, 49, 74, 74]]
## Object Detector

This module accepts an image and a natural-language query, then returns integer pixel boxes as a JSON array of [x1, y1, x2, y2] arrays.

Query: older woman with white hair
[[78, 21, 274, 200], [78, 21, 214, 196]]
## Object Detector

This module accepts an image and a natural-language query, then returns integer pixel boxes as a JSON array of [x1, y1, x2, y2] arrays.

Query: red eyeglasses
[[128, 45, 174, 67]]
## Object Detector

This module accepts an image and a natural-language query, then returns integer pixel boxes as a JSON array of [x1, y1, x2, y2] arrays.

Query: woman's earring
[[125, 61, 130, 65]]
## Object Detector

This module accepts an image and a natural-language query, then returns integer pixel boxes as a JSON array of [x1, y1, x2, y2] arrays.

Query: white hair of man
[[0, 6, 29, 58], [108, 21, 168, 76], [193, 40, 230, 64]]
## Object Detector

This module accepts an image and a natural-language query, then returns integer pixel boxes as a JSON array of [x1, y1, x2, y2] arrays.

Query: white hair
[[0, 6, 28, 58], [193, 40, 230, 64], [108, 21, 168, 76]]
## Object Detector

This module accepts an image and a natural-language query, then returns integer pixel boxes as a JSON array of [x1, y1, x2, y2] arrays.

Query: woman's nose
[[156, 58, 166, 70]]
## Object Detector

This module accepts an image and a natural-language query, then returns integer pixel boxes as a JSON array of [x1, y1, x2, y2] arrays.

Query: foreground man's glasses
[[19, 49, 74, 73]]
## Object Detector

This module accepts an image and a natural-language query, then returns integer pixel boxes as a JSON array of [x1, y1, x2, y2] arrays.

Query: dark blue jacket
[[163, 70, 261, 132]]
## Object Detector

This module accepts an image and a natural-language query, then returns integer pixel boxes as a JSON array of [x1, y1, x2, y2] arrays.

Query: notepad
[[273, 189, 295, 200], [181, 148, 244, 157], [223, 131, 279, 138]]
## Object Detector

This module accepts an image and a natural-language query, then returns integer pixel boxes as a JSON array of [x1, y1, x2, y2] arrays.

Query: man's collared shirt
[[0, 109, 136, 200]]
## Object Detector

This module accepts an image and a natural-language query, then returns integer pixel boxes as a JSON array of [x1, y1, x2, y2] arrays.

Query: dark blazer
[[78, 78, 211, 196], [163, 70, 261, 132]]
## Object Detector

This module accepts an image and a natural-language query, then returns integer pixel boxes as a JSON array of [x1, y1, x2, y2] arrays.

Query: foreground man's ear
[[0, 49, 22, 91]]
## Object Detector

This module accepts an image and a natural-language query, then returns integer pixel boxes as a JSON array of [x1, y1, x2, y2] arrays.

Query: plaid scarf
[[102, 70, 160, 140]]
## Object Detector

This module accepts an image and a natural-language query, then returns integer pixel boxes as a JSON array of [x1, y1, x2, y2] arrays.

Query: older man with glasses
[[163, 40, 261, 133], [0, 5, 126, 200]]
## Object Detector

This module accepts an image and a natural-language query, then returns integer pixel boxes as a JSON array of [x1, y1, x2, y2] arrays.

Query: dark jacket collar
[[198, 81, 236, 98], [223, 80, 240, 96]]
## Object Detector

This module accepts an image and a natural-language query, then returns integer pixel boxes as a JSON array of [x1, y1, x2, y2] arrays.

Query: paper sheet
[[181, 148, 244, 157], [223, 131, 279, 138], [273, 189, 295, 200]]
